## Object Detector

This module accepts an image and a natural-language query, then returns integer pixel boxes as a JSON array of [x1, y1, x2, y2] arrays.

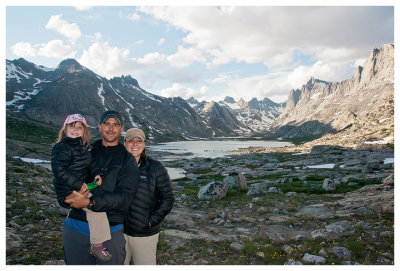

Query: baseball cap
[[124, 128, 146, 142], [100, 110, 122, 125], [64, 114, 88, 127]]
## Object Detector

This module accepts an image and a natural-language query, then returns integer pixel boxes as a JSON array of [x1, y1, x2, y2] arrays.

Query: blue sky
[[4, 2, 395, 103]]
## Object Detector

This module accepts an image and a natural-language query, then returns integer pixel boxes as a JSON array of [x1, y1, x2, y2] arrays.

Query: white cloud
[[11, 42, 36, 57], [160, 83, 208, 100], [311, 47, 358, 63], [136, 6, 393, 103], [94, 32, 102, 40], [76, 41, 201, 87], [78, 42, 132, 78], [11, 40, 76, 59], [137, 52, 167, 66], [158, 38, 165, 46], [167, 45, 206, 68], [73, 6, 92, 11], [139, 6, 393, 68], [127, 13, 140, 21], [45, 14, 82, 41], [37, 40, 76, 59]]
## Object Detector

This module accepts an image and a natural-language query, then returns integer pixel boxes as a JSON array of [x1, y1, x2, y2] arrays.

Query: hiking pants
[[63, 222, 126, 265]]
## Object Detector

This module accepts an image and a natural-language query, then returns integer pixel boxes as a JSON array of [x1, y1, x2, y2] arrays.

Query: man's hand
[[64, 191, 90, 209]]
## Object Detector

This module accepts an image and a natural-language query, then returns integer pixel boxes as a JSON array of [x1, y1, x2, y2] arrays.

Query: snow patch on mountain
[[97, 83, 105, 105], [6, 63, 31, 82]]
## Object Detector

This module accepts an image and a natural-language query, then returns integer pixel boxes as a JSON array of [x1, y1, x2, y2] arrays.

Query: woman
[[123, 128, 174, 265]]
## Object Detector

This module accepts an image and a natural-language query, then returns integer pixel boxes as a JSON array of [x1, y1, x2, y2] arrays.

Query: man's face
[[98, 118, 124, 146]]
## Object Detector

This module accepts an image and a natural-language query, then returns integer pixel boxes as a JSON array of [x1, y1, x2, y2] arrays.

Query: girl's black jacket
[[51, 136, 91, 205], [52, 138, 139, 225], [123, 155, 174, 237]]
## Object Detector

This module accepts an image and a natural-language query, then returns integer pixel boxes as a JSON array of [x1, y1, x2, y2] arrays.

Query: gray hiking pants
[[63, 222, 126, 265]]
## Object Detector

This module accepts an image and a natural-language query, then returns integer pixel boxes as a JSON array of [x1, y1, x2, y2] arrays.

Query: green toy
[[86, 178, 100, 191]]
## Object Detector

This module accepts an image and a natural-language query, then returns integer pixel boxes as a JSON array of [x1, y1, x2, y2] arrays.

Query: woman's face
[[65, 122, 84, 138], [124, 137, 146, 160]]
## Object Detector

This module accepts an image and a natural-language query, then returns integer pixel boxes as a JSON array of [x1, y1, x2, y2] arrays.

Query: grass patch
[[226, 188, 248, 198], [335, 178, 382, 193], [182, 183, 201, 196], [6, 117, 58, 145], [192, 168, 214, 174], [172, 177, 191, 182]]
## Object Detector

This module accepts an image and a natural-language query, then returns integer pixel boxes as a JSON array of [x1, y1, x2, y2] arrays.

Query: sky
[[4, 1, 396, 104]]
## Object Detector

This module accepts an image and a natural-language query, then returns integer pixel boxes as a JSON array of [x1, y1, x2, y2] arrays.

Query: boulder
[[302, 253, 326, 264], [325, 220, 354, 235], [383, 174, 394, 186], [223, 172, 247, 190], [247, 182, 268, 195], [268, 187, 283, 194], [323, 178, 336, 191], [223, 175, 237, 190], [198, 181, 227, 200], [380, 202, 394, 213], [332, 246, 352, 260], [230, 242, 244, 251], [363, 162, 381, 174]]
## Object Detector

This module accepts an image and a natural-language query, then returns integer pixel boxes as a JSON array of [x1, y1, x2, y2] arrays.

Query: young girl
[[51, 113, 112, 262]]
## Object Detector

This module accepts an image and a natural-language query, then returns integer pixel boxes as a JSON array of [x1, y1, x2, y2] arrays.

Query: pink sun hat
[[63, 114, 88, 127]]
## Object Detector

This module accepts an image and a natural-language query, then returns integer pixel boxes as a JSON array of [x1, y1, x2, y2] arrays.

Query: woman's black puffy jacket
[[51, 136, 91, 209], [123, 155, 174, 237]]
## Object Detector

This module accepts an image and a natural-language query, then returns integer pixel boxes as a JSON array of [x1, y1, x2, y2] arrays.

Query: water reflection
[[148, 139, 293, 160]]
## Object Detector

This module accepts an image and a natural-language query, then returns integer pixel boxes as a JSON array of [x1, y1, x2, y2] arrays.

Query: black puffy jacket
[[51, 136, 91, 209], [124, 155, 174, 237]]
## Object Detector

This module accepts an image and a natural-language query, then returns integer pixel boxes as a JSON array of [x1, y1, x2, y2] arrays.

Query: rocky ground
[[6, 142, 394, 265]]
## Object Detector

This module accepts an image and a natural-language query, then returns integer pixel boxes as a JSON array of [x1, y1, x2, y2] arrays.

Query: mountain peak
[[223, 96, 236, 103], [57, 59, 84, 73], [120, 75, 140, 87], [187, 97, 199, 105], [237, 98, 248, 108], [304, 77, 331, 91]]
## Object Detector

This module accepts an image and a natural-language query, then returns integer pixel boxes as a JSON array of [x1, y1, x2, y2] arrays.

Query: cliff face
[[272, 44, 394, 141]]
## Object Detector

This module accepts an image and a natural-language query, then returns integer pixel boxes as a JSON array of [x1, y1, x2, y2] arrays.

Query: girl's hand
[[94, 175, 102, 186], [79, 183, 89, 194]]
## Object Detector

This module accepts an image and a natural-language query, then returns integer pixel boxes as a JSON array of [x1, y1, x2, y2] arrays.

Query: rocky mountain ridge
[[272, 44, 394, 143], [6, 58, 283, 142], [6, 58, 215, 141], [188, 96, 285, 135], [6, 43, 394, 148]]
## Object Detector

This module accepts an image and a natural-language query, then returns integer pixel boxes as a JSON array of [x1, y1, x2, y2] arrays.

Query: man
[[64, 110, 139, 265]]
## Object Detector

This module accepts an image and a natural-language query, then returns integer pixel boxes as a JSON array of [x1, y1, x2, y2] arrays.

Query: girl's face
[[124, 137, 146, 161], [65, 121, 85, 138]]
